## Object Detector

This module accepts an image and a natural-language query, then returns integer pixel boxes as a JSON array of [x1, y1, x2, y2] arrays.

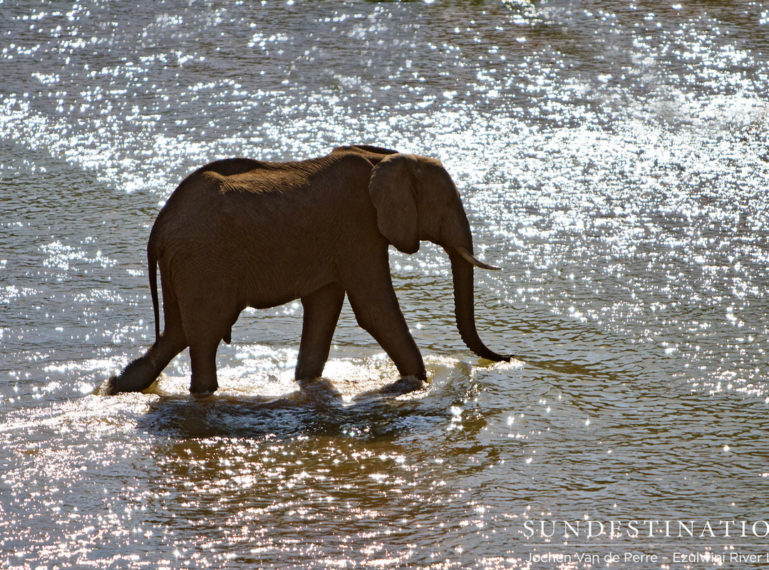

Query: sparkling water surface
[[1, 1, 769, 567]]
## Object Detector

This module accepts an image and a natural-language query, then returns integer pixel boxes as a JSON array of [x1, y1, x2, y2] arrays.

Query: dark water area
[[1, 1, 769, 567]]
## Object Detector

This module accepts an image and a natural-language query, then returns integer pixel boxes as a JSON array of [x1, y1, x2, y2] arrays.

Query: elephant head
[[368, 153, 510, 363]]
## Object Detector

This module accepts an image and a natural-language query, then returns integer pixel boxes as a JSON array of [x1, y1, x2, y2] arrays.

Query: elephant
[[104, 145, 509, 396]]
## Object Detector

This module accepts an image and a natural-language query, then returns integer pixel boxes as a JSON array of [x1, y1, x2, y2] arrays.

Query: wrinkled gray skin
[[105, 145, 509, 396]]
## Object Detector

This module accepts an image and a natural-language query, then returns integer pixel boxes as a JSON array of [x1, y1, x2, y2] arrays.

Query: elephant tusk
[[455, 247, 500, 271]]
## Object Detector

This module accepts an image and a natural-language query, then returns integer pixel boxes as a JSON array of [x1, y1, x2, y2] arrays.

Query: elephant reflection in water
[[105, 145, 509, 396]]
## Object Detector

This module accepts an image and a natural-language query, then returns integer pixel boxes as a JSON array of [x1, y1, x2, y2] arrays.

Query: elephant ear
[[368, 154, 420, 254]]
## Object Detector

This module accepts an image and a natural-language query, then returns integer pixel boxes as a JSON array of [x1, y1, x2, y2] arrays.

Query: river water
[[2, 1, 769, 567]]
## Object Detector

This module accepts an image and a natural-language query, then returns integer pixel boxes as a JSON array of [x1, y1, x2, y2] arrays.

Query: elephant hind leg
[[108, 275, 188, 394], [109, 331, 187, 393], [179, 298, 240, 396], [295, 282, 345, 382], [188, 338, 219, 396]]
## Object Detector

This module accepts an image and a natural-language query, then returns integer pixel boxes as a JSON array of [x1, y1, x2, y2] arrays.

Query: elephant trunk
[[448, 248, 510, 362]]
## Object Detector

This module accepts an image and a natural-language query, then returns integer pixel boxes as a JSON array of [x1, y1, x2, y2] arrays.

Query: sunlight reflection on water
[[2, 0, 769, 567]]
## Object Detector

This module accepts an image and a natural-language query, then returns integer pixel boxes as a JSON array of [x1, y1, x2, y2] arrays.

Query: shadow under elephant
[[132, 359, 482, 441], [134, 377, 442, 441]]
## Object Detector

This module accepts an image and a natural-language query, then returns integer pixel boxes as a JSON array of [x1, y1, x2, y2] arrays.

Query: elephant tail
[[147, 242, 160, 342]]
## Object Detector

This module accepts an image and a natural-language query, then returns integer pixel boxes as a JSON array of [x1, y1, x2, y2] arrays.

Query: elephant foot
[[101, 354, 161, 395], [190, 389, 216, 399], [378, 375, 425, 395], [297, 377, 342, 403], [97, 375, 120, 396], [98, 374, 162, 396]]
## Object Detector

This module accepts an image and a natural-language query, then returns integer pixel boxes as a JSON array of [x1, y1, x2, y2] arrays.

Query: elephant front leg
[[346, 278, 427, 394], [295, 282, 345, 383]]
